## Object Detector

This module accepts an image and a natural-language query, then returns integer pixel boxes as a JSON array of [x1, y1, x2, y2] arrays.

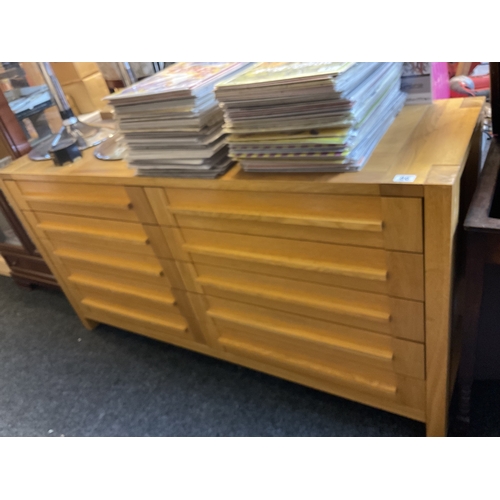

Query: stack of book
[[105, 62, 249, 177], [214, 62, 406, 173]]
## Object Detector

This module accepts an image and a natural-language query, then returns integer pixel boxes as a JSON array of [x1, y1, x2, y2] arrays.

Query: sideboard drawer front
[[60, 259, 173, 290], [205, 295, 425, 380], [163, 188, 423, 252], [47, 239, 165, 279], [73, 281, 179, 318], [66, 265, 174, 301], [25, 211, 149, 247], [180, 229, 424, 300], [193, 262, 424, 342], [14, 181, 140, 222], [175, 213, 385, 248], [82, 300, 194, 344], [217, 325, 425, 414], [3, 252, 53, 277], [79, 290, 186, 332]]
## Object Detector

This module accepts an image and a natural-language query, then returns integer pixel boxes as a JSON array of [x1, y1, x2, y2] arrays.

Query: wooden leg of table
[[454, 232, 487, 432]]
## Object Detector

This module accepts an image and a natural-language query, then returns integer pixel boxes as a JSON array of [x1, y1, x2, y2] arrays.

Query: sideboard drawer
[[179, 228, 424, 300], [192, 262, 424, 342], [13, 181, 142, 222], [219, 325, 425, 417], [60, 259, 173, 290], [160, 188, 423, 252], [204, 295, 425, 380], [81, 299, 194, 343], [25, 211, 149, 246]]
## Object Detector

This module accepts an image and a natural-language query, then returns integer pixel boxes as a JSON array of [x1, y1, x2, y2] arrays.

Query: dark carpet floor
[[1, 275, 498, 437]]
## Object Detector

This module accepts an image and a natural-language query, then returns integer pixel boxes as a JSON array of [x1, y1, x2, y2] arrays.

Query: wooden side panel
[[0, 179, 96, 329], [424, 183, 458, 436]]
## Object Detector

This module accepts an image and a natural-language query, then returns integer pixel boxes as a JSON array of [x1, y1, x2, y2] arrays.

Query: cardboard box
[[51, 62, 100, 85], [62, 73, 110, 114]]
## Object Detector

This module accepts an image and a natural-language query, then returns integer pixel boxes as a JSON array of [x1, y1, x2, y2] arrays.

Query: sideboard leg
[[82, 318, 99, 330]]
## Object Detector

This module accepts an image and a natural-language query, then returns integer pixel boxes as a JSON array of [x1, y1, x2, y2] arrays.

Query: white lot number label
[[393, 174, 417, 183]]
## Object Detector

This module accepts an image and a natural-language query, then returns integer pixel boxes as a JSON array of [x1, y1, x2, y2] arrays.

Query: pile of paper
[[214, 62, 406, 173], [105, 62, 250, 177]]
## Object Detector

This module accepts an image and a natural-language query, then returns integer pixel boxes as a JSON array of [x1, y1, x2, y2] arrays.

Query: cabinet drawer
[[204, 295, 425, 380], [25, 210, 149, 244], [179, 228, 424, 300], [160, 188, 423, 252], [3, 252, 53, 277], [72, 280, 178, 317], [60, 259, 173, 290], [192, 263, 424, 342], [13, 181, 143, 222], [219, 326, 425, 416], [48, 239, 166, 278], [23, 211, 173, 260], [82, 299, 195, 344], [66, 266, 175, 302], [78, 286, 186, 330]]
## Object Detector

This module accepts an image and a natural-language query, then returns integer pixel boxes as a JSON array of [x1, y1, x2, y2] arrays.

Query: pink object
[[431, 62, 451, 100]]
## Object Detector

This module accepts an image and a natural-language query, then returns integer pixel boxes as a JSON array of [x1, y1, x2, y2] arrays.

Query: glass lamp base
[[28, 119, 112, 161], [93, 133, 127, 161]]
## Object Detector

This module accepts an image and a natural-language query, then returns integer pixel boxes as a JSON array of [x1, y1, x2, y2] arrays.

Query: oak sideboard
[[0, 97, 485, 436]]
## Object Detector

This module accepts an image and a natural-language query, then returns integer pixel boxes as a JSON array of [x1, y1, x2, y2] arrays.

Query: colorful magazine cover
[[216, 62, 355, 88], [107, 62, 249, 102]]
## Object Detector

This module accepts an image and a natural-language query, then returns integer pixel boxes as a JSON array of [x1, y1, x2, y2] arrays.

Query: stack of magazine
[[105, 62, 250, 178], [214, 62, 406, 173]]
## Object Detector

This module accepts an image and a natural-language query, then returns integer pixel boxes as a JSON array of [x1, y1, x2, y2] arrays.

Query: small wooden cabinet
[[0, 97, 484, 436]]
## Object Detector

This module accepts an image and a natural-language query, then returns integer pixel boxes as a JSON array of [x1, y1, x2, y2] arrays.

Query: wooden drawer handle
[[23, 194, 133, 211], [54, 248, 164, 277], [208, 308, 394, 362], [219, 337, 397, 395], [184, 244, 388, 282], [68, 274, 175, 306], [38, 222, 148, 245], [170, 207, 383, 232], [197, 275, 391, 323]]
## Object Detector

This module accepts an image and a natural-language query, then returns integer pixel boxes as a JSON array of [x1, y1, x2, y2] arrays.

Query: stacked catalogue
[[105, 62, 249, 177], [214, 62, 406, 173]]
